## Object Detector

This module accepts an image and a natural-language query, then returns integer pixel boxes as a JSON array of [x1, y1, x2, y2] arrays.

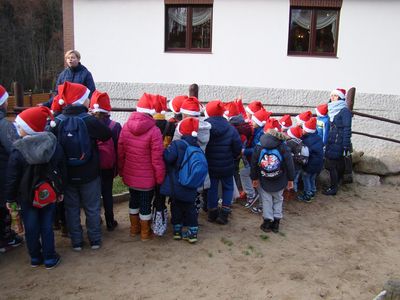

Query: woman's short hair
[[65, 50, 81, 60]]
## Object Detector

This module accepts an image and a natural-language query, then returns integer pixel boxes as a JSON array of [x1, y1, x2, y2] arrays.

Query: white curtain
[[292, 9, 337, 34], [168, 7, 212, 32]]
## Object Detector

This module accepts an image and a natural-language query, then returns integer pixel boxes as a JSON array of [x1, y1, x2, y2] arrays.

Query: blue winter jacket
[[205, 116, 242, 178], [43, 63, 95, 108], [161, 135, 199, 202], [317, 115, 330, 145], [325, 107, 352, 159], [302, 132, 324, 174]]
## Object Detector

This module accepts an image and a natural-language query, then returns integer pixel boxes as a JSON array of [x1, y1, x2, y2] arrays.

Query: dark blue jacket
[[317, 115, 330, 145], [250, 131, 295, 193], [161, 135, 199, 202], [43, 63, 95, 108], [302, 132, 324, 174], [325, 107, 352, 159], [51, 105, 112, 184], [5, 132, 67, 205], [0, 109, 19, 205], [205, 116, 242, 178]]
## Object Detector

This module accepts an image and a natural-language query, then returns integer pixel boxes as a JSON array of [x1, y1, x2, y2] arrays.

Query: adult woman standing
[[43, 50, 95, 107], [323, 88, 352, 196]]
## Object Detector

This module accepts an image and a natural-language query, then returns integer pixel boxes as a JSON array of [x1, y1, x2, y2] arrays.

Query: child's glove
[[252, 180, 259, 188]]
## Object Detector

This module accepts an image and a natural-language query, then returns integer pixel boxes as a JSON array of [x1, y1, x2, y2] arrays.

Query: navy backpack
[[56, 113, 92, 166]]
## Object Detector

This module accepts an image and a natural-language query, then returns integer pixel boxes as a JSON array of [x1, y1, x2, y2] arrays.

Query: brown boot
[[129, 214, 140, 237], [140, 220, 153, 241]]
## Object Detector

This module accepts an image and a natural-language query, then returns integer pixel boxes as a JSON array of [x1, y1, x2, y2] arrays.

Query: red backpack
[[98, 121, 117, 170]]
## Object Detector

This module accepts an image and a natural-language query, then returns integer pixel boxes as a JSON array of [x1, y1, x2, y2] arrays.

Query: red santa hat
[[168, 95, 188, 114], [279, 114, 292, 129], [235, 98, 247, 119], [224, 101, 240, 119], [251, 108, 272, 127], [263, 118, 281, 132], [330, 88, 346, 100], [205, 100, 225, 117], [0, 85, 9, 106], [137, 93, 156, 115], [90, 90, 112, 113], [296, 110, 312, 124], [180, 97, 201, 116], [57, 82, 90, 106], [177, 117, 199, 137], [15, 106, 55, 135], [287, 125, 303, 139], [303, 117, 317, 133], [50, 95, 66, 114], [152, 94, 167, 114], [315, 103, 328, 117], [245, 100, 263, 115]]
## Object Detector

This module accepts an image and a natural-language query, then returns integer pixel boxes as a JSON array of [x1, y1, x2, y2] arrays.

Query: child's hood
[[207, 116, 231, 137], [259, 129, 287, 149], [127, 112, 156, 136], [13, 132, 57, 165], [197, 119, 211, 145]]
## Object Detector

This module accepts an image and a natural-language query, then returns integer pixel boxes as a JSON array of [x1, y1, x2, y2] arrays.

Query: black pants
[[54, 201, 66, 227], [0, 207, 13, 243], [325, 158, 345, 189], [101, 169, 115, 222], [129, 188, 154, 217], [171, 200, 198, 227]]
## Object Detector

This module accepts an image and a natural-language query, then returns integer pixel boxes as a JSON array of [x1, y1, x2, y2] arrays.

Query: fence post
[[12, 82, 24, 107], [346, 87, 356, 111]]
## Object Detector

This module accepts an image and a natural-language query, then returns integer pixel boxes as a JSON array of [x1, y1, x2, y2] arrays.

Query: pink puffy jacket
[[118, 112, 165, 190]]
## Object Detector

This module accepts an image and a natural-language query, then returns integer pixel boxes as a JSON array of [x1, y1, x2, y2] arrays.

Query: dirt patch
[[1, 184, 399, 299]]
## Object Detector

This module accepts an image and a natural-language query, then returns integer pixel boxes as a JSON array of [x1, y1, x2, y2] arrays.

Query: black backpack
[[20, 163, 63, 208]]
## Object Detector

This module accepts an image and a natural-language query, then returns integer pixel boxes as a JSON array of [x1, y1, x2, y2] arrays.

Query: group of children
[[0, 82, 352, 269]]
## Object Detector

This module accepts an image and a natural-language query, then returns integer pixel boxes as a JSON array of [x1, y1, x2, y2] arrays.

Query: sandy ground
[[1, 184, 399, 300]]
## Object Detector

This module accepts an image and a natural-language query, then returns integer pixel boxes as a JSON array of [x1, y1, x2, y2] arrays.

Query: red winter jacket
[[118, 112, 165, 190]]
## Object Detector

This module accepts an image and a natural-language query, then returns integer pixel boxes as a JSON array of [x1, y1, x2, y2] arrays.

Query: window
[[165, 2, 213, 52], [288, 1, 342, 57]]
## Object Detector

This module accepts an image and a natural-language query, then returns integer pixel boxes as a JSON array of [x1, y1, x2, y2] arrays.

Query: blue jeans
[[207, 176, 234, 209], [20, 201, 56, 262], [64, 177, 102, 246], [171, 200, 198, 227], [293, 169, 302, 192], [302, 172, 317, 194]]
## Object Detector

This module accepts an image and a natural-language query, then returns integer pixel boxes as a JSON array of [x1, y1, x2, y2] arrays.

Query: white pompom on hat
[[177, 117, 199, 137]]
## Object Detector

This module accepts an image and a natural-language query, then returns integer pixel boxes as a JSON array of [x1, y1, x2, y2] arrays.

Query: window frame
[[164, 4, 213, 53], [287, 6, 341, 57]]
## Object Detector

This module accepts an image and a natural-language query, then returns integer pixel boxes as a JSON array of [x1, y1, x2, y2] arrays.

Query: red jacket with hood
[[118, 112, 165, 190]]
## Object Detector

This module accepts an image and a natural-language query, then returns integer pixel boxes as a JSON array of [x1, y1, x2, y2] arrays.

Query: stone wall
[[97, 82, 400, 159]]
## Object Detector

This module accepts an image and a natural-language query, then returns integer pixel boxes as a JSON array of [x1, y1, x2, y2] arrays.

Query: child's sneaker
[[244, 193, 259, 208], [90, 241, 101, 250], [72, 242, 83, 252], [0, 234, 23, 253], [251, 205, 262, 214], [297, 192, 313, 203], [45, 254, 61, 270], [182, 226, 198, 244], [31, 257, 43, 268], [173, 224, 183, 240]]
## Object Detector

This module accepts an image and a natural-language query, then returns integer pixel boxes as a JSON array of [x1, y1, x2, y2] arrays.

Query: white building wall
[[74, 0, 400, 95], [74, 0, 400, 159]]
